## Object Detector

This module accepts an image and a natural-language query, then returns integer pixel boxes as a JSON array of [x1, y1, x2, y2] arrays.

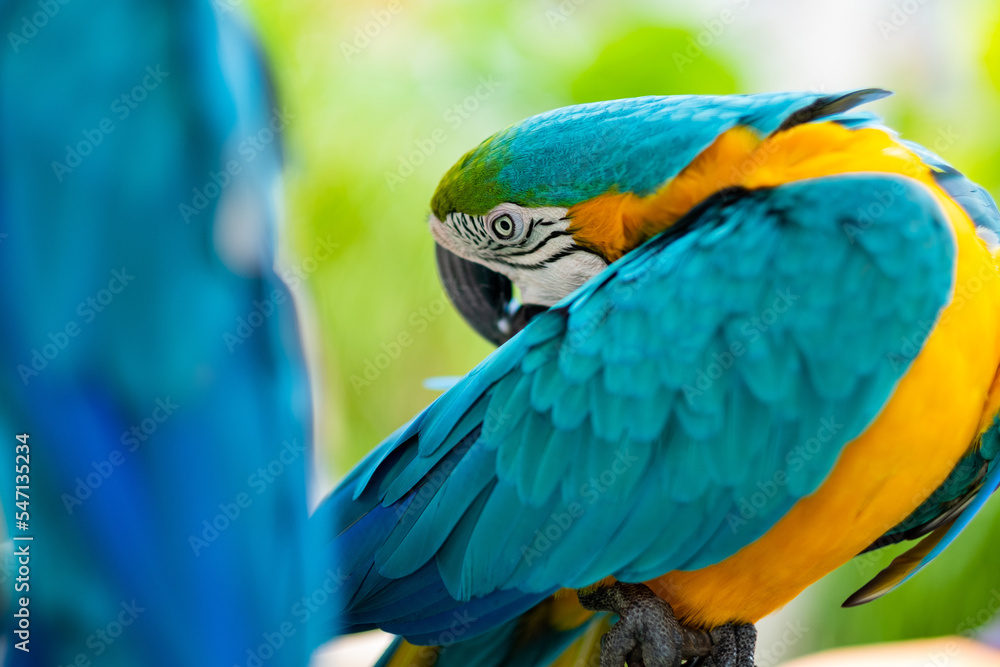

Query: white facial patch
[[429, 204, 608, 306]]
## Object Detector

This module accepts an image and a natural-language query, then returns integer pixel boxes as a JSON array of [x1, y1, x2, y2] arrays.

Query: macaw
[[0, 1, 312, 664], [313, 89, 1000, 667]]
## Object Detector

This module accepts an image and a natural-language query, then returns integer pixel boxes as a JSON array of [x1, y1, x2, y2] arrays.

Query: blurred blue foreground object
[[0, 1, 315, 664]]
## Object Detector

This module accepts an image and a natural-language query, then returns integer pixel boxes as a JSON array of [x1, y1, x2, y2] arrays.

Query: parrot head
[[429, 136, 609, 343], [428, 99, 670, 346]]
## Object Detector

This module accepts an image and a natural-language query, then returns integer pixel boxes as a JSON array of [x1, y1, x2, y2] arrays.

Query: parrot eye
[[491, 215, 515, 239], [485, 206, 525, 244]]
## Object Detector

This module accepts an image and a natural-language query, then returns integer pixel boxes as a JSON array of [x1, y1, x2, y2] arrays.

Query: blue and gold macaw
[[313, 89, 1000, 666]]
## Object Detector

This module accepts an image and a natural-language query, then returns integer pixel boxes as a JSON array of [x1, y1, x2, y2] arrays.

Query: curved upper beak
[[435, 243, 546, 346]]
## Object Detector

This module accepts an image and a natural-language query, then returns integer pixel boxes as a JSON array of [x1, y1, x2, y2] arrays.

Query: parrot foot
[[689, 624, 757, 667], [577, 582, 713, 667]]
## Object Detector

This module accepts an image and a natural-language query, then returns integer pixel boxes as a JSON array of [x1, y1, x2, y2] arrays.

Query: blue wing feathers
[[627, 384, 674, 442], [531, 427, 575, 499], [436, 481, 497, 597], [590, 382, 631, 441], [581, 476, 674, 577], [530, 354, 569, 411], [551, 381, 591, 430], [379, 436, 494, 578]]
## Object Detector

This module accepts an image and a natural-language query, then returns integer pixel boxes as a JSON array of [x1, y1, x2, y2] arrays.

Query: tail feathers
[[845, 424, 1000, 607], [843, 517, 957, 607], [375, 637, 438, 667], [549, 615, 613, 667], [374, 593, 609, 667]]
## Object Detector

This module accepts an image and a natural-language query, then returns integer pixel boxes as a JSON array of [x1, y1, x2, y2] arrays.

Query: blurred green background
[[242, 0, 1000, 661]]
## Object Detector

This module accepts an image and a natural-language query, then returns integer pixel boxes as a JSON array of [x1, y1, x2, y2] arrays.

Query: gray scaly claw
[[703, 623, 757, 667], [578, 582, 713, 667]]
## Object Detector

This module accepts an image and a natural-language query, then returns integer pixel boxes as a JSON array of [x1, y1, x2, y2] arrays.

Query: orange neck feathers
[[567, 122, 931, 261]]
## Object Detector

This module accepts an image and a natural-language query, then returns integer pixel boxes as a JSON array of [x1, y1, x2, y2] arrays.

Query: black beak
[[435, 244, 546, 346]]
